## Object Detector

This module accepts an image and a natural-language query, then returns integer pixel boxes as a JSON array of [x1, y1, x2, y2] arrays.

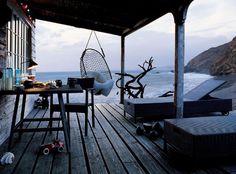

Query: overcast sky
[[35, 0, 236, 72]]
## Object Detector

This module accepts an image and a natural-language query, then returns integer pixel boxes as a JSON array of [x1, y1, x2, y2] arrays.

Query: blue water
[[36, 70, 212, 103]]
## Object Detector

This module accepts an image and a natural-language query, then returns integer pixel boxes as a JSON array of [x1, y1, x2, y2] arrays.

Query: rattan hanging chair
[[80, 31, 114, 96]]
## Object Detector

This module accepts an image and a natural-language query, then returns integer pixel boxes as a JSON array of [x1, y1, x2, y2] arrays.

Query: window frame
[[6, 13, 32, 76]]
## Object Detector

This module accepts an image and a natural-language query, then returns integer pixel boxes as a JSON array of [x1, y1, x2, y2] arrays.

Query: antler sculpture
[[116, 57, 156, 98]]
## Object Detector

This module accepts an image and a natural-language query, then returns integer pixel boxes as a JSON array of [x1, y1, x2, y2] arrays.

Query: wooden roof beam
[[30, 0, 141, 26], [34, 10, 125, 35], [30, 6, 134, 30]]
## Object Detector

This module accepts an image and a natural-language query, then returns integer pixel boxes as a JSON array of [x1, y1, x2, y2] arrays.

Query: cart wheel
[[149, 130, 159, 140], [57, 147, 64, 153], [136, 126, 144, 135], [221, 111, 229, 116], [43, 148, 50, 155], [152, 122, 163, 137]]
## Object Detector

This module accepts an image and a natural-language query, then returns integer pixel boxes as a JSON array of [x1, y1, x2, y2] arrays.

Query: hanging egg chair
[[80, 31, 114, 96]]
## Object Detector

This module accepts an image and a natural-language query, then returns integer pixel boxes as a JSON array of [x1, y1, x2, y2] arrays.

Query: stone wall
[[0, 23, 36, 146]]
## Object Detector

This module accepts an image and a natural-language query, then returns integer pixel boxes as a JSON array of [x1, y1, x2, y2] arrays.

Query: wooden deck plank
[[49, 122, 68, 173], [96, 104, 168, 174], [0, 109, 41, 174], [78, 112, 108, 174], [113, 104, 231, 174], [69, 113, 88, 174], [113, 103, 164, 143], [0, 109, 39, 153], [1, 104, 235, 174], [93, 105, 145, 174], [86, 109, 127, 174], [114, 103, 167, 149], [221, 165, 236, 173], [110, 104, 229, 174], [111, 104, 214, 174], [13, 109, 48, 174], [32, 112, 60, 174], [51, 121, 69, 174], [110, 104, 230, 174], [108, 103, 192, 174]]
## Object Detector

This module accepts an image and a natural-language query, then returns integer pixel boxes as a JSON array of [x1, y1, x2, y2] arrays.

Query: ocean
[[36, 70, 212, 103]]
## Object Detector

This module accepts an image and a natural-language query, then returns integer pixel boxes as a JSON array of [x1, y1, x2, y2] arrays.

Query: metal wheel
[[42, 148, 50, 155], [221, 111, 229, 116]]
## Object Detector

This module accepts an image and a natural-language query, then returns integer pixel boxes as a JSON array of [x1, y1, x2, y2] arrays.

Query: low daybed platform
[[124, 79, 232, 121], [164, 116, 236, 160], [124, 97, 232, 120]]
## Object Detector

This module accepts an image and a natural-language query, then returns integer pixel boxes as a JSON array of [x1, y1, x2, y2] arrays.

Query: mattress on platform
[[124, 97, 232, 119]]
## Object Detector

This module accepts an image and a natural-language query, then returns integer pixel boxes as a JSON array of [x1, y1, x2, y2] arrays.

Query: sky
[[35, 0, 236, 72]]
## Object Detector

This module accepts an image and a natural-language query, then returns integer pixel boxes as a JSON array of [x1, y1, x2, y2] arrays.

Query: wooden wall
[[0, 26, 6, 67], [0, 9, 36, 146]]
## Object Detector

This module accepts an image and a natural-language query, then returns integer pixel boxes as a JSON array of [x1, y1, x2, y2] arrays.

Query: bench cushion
[[164, 116, 236, 159]]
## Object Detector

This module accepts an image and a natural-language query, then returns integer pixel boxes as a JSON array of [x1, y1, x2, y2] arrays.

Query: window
[[6, 14, 32, 75]]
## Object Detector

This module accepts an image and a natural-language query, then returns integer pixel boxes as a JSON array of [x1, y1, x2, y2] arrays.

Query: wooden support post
[[173, 4, 191, 118], [120, 36, 125, 104]]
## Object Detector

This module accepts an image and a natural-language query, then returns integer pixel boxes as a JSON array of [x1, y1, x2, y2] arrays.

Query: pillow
[[86, 71, 106, 83], [94, 79, 114, 96], [85, 71, 113, 96]]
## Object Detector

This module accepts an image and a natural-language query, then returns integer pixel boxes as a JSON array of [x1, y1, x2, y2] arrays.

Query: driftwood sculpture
[[116, 57, 156, 98]]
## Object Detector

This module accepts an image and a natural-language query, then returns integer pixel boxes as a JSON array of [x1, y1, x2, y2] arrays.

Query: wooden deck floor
[[0, 103, 235, 174]]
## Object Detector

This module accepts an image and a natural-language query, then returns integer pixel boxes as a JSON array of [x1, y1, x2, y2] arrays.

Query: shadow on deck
[[0, 103, 235, 174]]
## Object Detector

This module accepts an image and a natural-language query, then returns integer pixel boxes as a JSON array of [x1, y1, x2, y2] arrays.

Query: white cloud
[[35, 0, 236, 72], [186, 0, 236, 40]]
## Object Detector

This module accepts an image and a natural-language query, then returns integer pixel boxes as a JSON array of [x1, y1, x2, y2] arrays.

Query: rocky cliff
[[185, 36, 236, 75]]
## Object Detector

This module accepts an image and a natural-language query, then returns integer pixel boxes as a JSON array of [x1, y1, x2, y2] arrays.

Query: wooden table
[[0, 85, 83, 152]]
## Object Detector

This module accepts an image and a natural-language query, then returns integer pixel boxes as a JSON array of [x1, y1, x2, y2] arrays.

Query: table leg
[[66, 93, 70, 132], [49, 94, 53, 133], [57, 93, 70, 153], [91, 91, 95, 127], [8, 94, 20, 151], [85, 90, 88, 136], [163, 138, 167, 152], [19, 94, 26, 139]]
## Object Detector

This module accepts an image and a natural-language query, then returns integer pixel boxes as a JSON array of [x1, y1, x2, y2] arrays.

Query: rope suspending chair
[[80, 31, 114, 96]]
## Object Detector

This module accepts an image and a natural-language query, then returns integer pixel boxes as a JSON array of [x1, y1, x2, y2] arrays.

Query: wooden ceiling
[[27, 0, 193, 36]]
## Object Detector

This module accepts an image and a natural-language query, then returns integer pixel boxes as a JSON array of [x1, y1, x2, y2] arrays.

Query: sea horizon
[[35, 70, 212, 103], [35, 65, 176, 73]]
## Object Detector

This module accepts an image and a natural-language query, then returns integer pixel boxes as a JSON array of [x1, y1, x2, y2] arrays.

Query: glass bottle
[[4, 55, 13, 90], [15, 69, 21, 87], [0, 69, 3, 90], [4, 67, 13, 90]]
